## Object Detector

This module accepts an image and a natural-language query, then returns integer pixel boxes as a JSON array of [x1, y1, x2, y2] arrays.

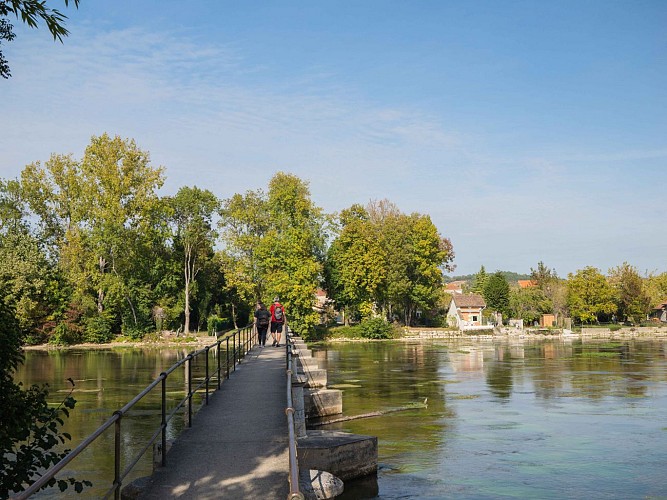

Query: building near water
[[447, 293, 486, 329]]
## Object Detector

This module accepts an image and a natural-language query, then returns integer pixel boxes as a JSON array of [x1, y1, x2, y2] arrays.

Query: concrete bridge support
[[291, 335, 378, 494]]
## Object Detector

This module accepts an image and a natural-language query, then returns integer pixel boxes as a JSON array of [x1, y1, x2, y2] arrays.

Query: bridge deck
[[140, 344, 290, 499]]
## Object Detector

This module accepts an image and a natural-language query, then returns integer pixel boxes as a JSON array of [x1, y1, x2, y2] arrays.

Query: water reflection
[[311, 339, 667, 499], [14, 340, 667, 499], [16, 347, 221, 498]]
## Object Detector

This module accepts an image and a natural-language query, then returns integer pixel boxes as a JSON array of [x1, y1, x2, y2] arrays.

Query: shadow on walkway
[[140, 345, 290, 499]]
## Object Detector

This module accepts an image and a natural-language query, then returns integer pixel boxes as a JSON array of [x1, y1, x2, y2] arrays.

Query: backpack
[[257, 312, 270, 327], [274, 305, 283, 321]]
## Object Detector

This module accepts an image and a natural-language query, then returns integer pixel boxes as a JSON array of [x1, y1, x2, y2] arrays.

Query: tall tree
[[644, 271, 667, 311], [219, 189, 270, 327], [259, 172, 327, 335], [567, 267, 616, 324], [608, 263, 651, 324], [1, 0, 80, 78], [471, 265, 488, 294], [20, 134, 165, 340], [483, 271, 510, 320], [324, 204, 386, 323], [509, 286, 551, 324], [169, 186, 219, 334], [362, 199, 454, 325]]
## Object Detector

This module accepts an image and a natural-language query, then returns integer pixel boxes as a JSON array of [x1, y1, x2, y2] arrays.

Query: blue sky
[[2, 1, 666, 277]]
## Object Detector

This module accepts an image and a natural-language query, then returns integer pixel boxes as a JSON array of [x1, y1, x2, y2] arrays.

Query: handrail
[[285, 326, 305, 500], [15, 326, 255, 499]]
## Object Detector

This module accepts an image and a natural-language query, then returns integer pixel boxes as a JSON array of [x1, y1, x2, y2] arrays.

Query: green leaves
[[326, 199, 454, 326], [0, 301, 90, 495], [567, 266, 617, 324]]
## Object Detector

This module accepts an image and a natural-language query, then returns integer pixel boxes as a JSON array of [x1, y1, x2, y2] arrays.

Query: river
[[15, 338, 667, 499]]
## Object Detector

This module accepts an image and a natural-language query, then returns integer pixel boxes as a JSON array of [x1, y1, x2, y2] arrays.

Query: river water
[[15, 338, 667, 499], [311, 339, 667, 499]]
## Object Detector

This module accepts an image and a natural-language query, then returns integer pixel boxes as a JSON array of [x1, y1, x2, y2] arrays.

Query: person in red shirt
[[269, 296, 286, 347]]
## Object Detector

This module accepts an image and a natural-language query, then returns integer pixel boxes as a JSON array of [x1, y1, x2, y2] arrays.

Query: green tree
[[530, 261, 568, 320], [20, 134, 165, 341], [567, 266, 617, 324], [608, 262, 651, 324], [1, 0, 80, 79], [324, 204, 386, 323], [644, 271, 667, 312], [258, 172, 327, 335], [471, 265, 488, 294], [365, 199, 454, 325], [509, 286, 551, 324], [483, 271, 510, 320], [219, 189, 270, 327], [169, 186, 219, 334]]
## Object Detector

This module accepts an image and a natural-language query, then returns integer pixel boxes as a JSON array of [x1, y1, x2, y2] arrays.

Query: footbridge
[[15, 328, 377, 500]]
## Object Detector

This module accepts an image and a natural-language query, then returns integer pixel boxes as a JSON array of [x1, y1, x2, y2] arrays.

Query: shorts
[[270, 321, 284, 334]]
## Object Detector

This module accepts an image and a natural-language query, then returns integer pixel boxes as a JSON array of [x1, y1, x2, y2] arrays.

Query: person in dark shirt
[[254, 302, 271, 347]]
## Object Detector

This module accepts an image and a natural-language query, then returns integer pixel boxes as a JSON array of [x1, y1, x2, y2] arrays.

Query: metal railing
[[285, 328, 305, 500], [16, 326, 255, 499]]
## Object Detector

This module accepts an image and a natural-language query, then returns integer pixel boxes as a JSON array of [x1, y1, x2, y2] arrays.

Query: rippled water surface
[[16, 347, 212, 497], [15, 339, 667, 499], [310, 339, 667, 499]]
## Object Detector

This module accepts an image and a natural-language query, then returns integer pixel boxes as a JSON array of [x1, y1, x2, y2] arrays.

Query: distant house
[[650, 300, 667, 323], [313, 288, 332, 324], [447, 293, 486, 328], [518, 280, 538, 289], [444, 280, 466, 294]]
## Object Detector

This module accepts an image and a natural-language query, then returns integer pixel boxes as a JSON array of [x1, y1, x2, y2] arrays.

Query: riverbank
[[22, 325, 667, 350], [22, 331, 225, 350], [402, 325, 667, 340]]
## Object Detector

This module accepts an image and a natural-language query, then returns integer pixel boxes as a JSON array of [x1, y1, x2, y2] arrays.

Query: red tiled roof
[[452, 293, 486, 308], [518, 280, 537, 288], [445, 280, 466, 290]]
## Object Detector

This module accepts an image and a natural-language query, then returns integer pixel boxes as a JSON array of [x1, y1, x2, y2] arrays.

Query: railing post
[[226, 336, 230, 379], [186, 355, 192, 427], [114, 412, 122, 500], [233, 331, 237, 372], [205, 346, 210, 405], [161, 373, 167, 467], [217, 340, 221, 390]]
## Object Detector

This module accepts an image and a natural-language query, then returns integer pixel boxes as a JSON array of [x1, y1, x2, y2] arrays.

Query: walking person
[[269, 296, 286, 347], [254, 302, 271, 347]]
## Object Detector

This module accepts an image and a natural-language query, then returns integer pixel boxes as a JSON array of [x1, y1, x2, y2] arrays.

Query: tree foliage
[[259, 173, 327, 335], [0, 301, 90, 496], [325, 199, 454, 326], [169, 186, 219, 334], [567, 266, 616, 324], [0, 0, 80, 79], [483, 271, 510, 319], [607, 262, 651, 324]]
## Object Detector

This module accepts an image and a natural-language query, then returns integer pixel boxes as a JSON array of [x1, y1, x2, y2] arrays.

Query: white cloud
[[2, 24, 665, 277]]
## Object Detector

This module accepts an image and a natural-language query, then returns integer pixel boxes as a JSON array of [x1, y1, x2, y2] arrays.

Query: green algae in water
[[576, 351, 619, 358], [450, 394, 480, 400]]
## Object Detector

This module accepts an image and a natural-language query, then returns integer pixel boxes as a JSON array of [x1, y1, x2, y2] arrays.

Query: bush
[[49, 322, 83, 346], [359, 317, 393, 339], [84, 314, 113, 343], [207, 314, 226, 336]]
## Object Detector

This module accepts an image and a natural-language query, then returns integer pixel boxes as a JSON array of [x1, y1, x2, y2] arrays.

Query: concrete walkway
[[140, 344, 290, 499]]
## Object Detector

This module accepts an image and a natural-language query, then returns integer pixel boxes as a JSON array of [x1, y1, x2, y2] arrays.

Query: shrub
[[207, 314, 225, 335], [359, 317, 392, 339], [84, 314, 113, 343], [49, 322, 83, 346]]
